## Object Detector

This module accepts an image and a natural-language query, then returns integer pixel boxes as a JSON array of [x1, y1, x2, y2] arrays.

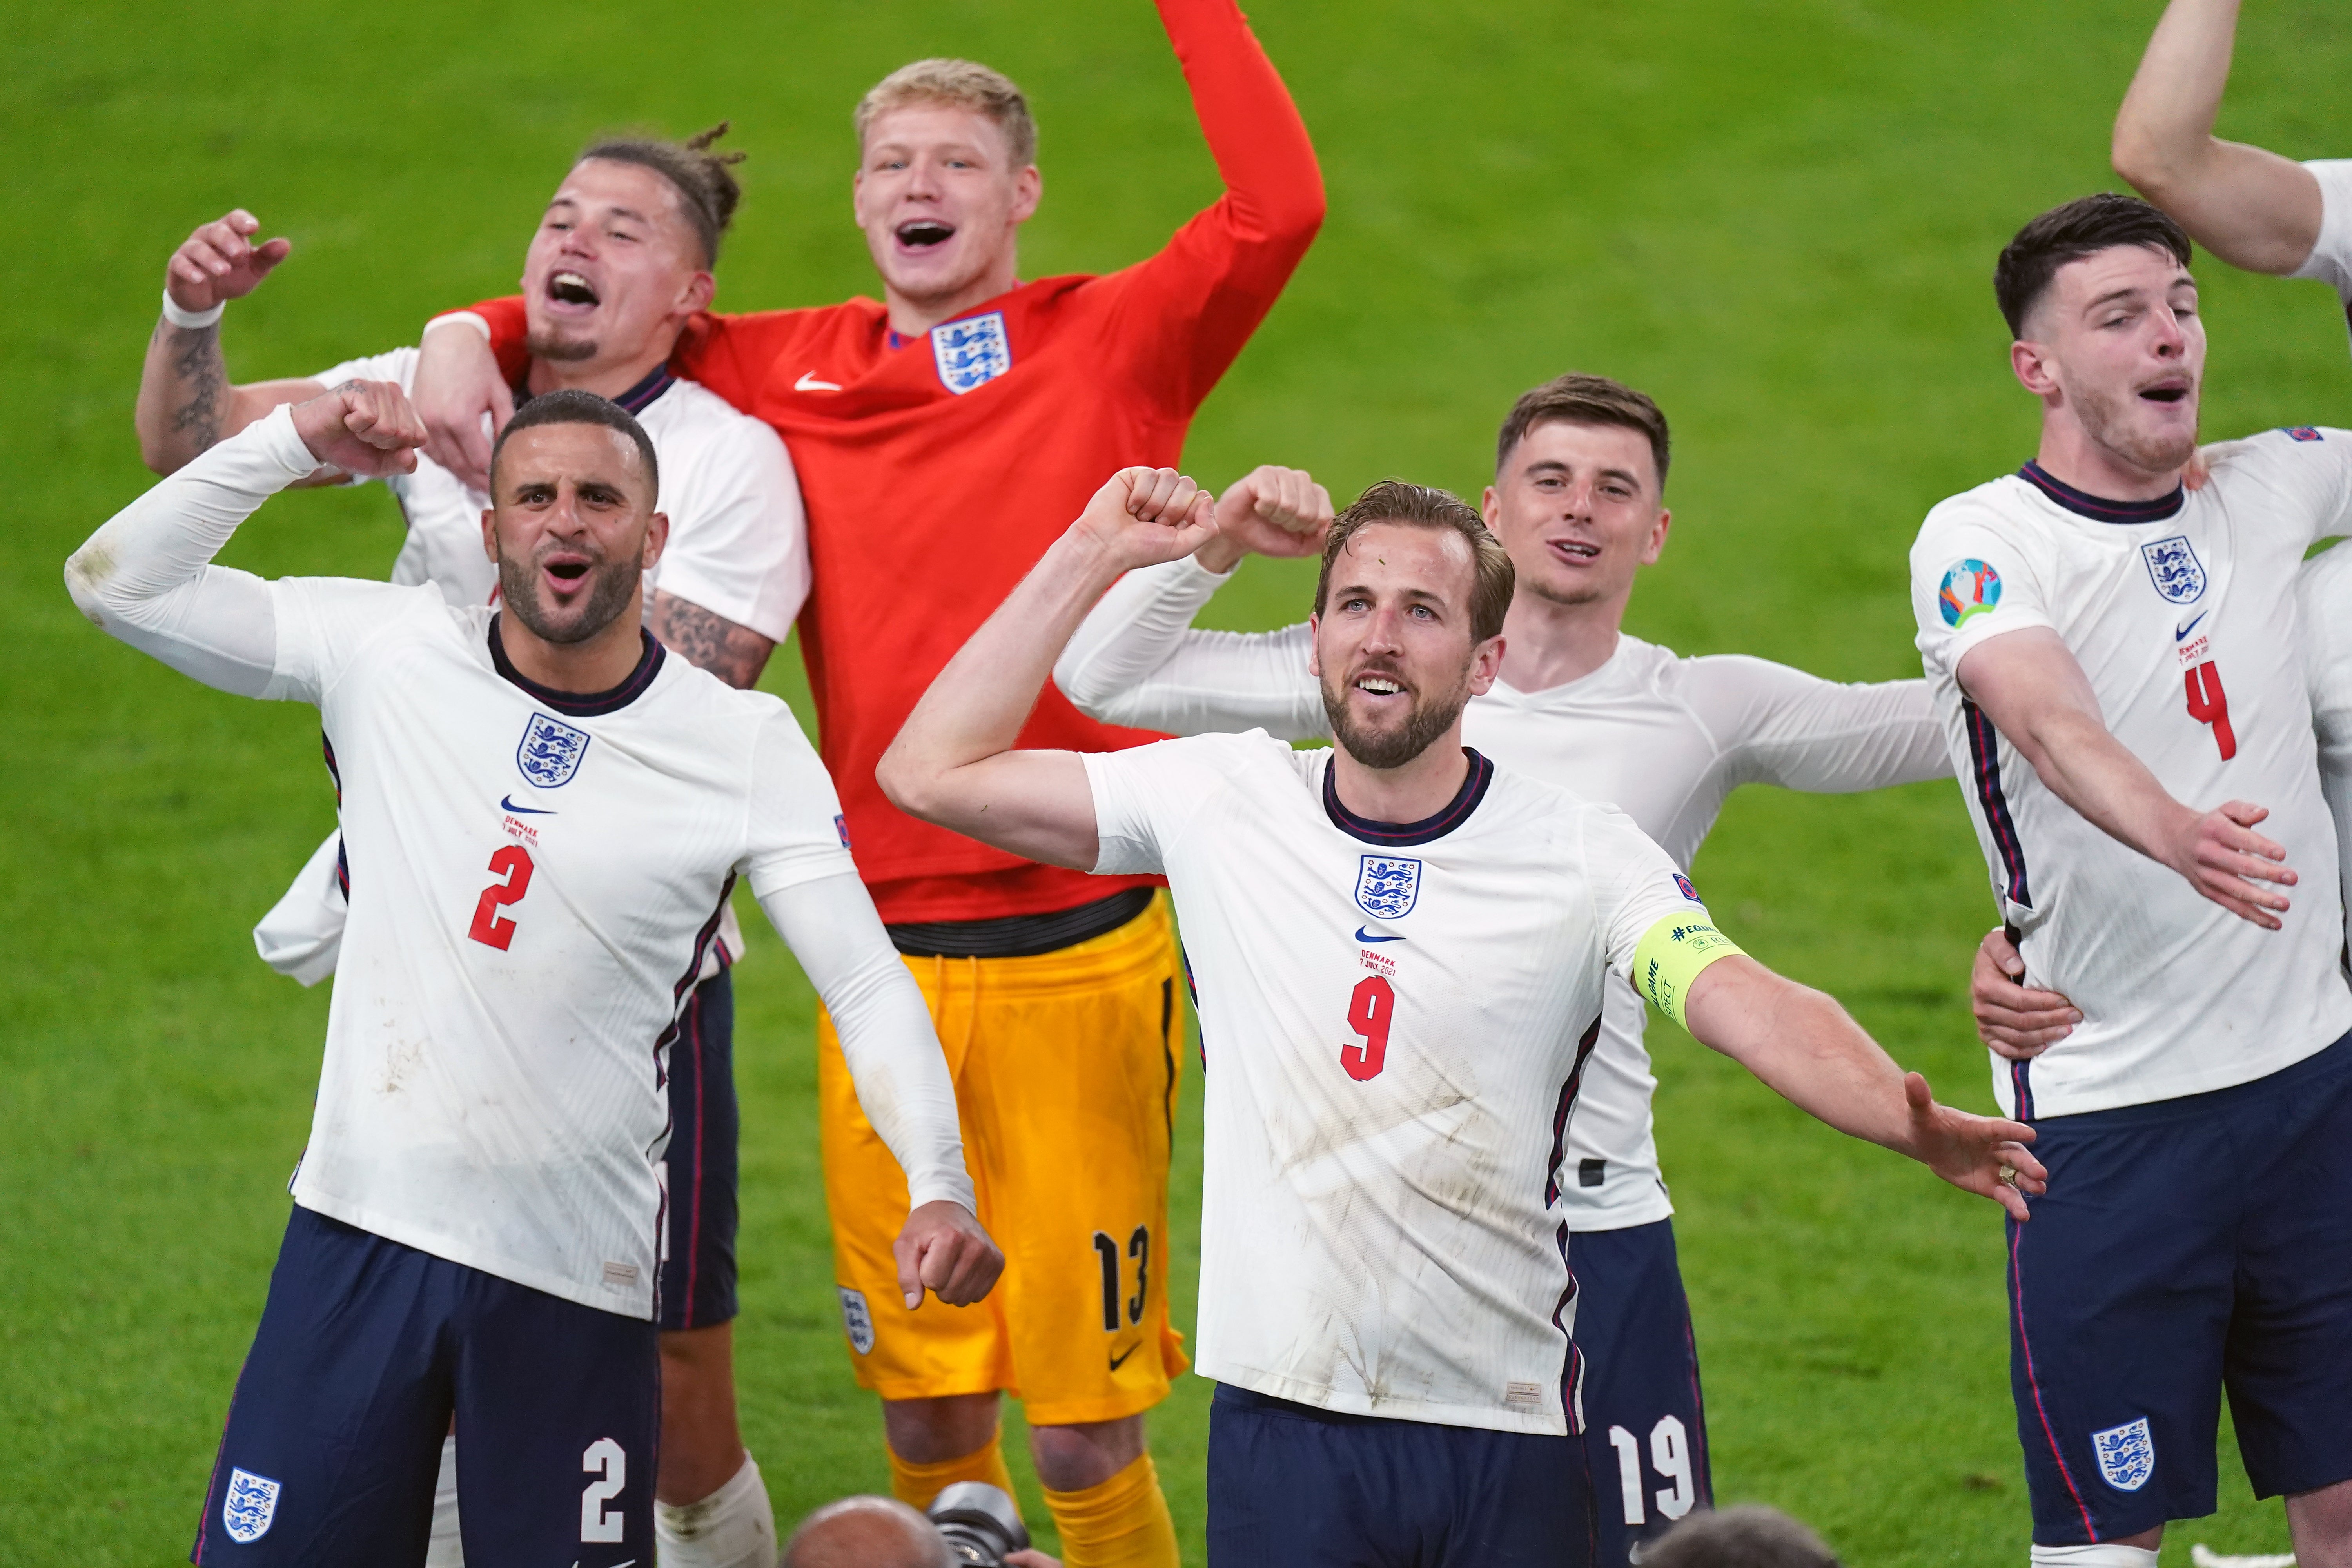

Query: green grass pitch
[[7, 0, 2350, 1561]]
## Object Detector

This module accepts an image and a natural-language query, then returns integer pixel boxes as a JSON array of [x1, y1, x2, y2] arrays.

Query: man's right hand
[[412, 318, 514, 491], [2164, 799, 2295, 929], [1971, 927, 2078, 1060], [1196, 464, 1333, 573], [292, 381, 425, 479], [165, 210, 290, 317], [1070, 466, 1220, 573]]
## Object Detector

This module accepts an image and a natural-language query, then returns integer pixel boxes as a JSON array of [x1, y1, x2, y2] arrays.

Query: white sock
[[656, 1451, 778, 1568], [424, 1434, 465, 1568], [2029, 1544, 2161, 1567]]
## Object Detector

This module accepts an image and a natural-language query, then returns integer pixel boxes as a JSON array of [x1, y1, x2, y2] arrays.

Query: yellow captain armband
[[1633, 912, 1746, 1029]]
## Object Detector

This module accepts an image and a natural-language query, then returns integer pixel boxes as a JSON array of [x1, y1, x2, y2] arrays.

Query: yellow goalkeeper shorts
[[816, 894, 1189, 1426]]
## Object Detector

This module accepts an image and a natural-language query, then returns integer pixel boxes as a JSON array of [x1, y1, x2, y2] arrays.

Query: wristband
[[1633, 911, 1745, 1029], [161, 289, 224, 331], [426, 310, 492, 341]]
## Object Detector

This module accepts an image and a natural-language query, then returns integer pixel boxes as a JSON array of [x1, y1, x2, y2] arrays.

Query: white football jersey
[[1054, 557, 1946, 1229], [263, 348, 813, 981], [68, 407, 976, 1323], [1911, 436, 2352, 1119], [2290, 160, 2352, 348], [2296, 542, 2352, 916], [1086, 731, 1705, 1435]]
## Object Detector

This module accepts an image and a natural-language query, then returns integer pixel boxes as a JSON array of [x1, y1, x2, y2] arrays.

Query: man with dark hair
[[1907, 192, 2352, 1568], [403, 7, 1326, 1559], [1054, 373, 1955, 1566], [65, 383, 997, 1568], [132, 127, 808, 1568], [878, 463, 2040, 1566]]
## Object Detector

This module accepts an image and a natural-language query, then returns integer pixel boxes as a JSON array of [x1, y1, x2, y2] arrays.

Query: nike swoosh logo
[[1355, 927, 1405, 944], [1109, 1343, 1140, 1371], [2176, 611, 2208, 641], [501, 795, 556, 815], [794, 371, 842, 392]]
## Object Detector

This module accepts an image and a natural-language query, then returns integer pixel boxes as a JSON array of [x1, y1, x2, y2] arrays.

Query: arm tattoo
[[648, 592, 776, 690], [158, 321, 227, 452]]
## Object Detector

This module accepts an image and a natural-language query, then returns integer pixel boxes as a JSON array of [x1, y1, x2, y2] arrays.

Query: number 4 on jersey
[[2184, 660, 2236, 761], [468, 845, 535, 950]]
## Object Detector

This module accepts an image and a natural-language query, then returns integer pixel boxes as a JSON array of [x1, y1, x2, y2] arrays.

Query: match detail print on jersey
[[1632, 913, 1744, 1028]]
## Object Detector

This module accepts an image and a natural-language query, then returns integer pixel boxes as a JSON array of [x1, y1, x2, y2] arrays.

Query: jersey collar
[[1322, 748, 1495, 847], [2016, 461, 2185, 524], [488, 615, 667, 717], [510, 362, 677, 418]]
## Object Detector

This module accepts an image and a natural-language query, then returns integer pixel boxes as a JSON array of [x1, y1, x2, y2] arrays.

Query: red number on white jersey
[[1343, 975, 1394, 1081], [468, 845, 535, 950], [2184, 660, 2236, 760]]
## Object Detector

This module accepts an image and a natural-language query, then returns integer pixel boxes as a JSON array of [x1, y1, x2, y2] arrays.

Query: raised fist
[[291, 381, 425, 479], [1072, 466, 1219, 571], [165, 210, 291, 318], [1207, 464, 1332, 568]]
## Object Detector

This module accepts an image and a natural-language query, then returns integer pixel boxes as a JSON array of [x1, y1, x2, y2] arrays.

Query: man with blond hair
[[401, 4, 1326, 1561]]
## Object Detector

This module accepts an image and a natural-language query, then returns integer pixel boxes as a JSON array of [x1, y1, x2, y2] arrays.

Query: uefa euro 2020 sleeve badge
[[516, 712, 592, 789], [1356, 855, 1423, 922], [222, 1467, 282, 1543]]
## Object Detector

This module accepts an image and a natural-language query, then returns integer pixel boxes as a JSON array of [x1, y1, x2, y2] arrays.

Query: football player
[[878, 463, 2040, 1567], [1911, 194, 2352, 1568], [66, 383, 997, 1568], [1051, 375, 1951, 1568], [134, 127, 807, 1568], [396, 4, 1325, 1560]]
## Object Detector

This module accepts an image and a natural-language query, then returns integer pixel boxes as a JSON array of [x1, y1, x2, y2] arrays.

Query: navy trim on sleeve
[[2017, 461, 2184, 524], [488, 615, 668, 716], [1321, 747, 1495, 846]]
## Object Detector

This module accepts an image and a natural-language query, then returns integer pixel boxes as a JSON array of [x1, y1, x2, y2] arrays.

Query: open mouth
[[895, 219, 956, 250], [2138, 378, 2191, 405], [1551, 539, 1601, 560], [541, 555, 594, 594], [548, 270, 600, 307], [1354, 673, 1407, 698]]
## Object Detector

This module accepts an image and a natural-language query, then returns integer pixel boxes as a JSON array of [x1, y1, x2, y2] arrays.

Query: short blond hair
[[854, 58, 1037, 167]]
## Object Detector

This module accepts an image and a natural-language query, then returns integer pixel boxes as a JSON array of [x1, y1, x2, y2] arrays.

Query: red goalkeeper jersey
[[465, 0, 1321, 924]]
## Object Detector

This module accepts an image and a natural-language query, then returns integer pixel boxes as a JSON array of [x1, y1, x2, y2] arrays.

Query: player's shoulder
[[2199, 425, 2352, 487], [1915, 473, 2042, 549], [646, 375, 786, 452], [1145, 726, 1303, 777]]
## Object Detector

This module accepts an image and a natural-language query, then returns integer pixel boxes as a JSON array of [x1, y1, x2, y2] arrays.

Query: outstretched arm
[[69, 384, 423, 696], [1678, 956, 2046, 1220], [880, 468, 1220, 867], [2112, 0, 2321, 274], [134, 210, 324, 475], [1958, 627, 2295, 927], [757, 867, 1001, 1308]]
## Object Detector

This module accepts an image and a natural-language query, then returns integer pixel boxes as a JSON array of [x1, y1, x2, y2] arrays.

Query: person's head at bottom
[[780, 1493, 1060, 1568], [1641, 1505, 1841, 1568]]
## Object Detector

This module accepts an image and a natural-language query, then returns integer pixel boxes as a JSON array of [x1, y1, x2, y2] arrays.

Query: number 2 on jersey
[[1343, 975, 1394, 1081], [468, 845, 536, 950]]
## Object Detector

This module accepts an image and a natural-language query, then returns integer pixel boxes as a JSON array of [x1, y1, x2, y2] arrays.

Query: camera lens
[[927, 1481, 1030, 1566]]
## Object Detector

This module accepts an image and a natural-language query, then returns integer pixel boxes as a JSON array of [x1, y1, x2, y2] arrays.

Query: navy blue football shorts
[[1571, 1219, 1711, 1567], [1207, 1383, 1593, 1566], [662, 965, 739, 1332], [2007, 1027, 2352, 1544], [191, 1205, 658, 1568]]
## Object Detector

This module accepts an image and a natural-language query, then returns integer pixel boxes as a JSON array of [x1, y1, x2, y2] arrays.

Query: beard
[[499, 543, 641, 646], [525, 327, 599, 365], [2074, 376, 2199, 477], [1321, 662, 1472, 771]]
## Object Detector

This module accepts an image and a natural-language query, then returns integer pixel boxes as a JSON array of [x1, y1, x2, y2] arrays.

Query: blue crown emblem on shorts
[[2090, 1417, 2155, 1492], [517, 712, 592, 789], [933, 311, 1012, 395], [222, 1467, 281, 1543], [1356, 855, 1423, 921], [2140, 536, 2206, 605]]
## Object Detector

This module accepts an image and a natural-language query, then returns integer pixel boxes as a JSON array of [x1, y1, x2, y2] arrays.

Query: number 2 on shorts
[[468, 845, 535, 950], [580, 1437, 626, 1543]]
